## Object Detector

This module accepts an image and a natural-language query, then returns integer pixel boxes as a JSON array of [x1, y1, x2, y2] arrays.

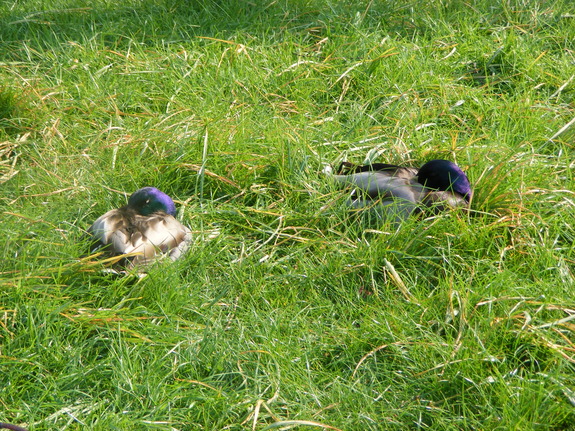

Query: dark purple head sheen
[[417, 160, 472, 201], [127, 187, 177, 217]]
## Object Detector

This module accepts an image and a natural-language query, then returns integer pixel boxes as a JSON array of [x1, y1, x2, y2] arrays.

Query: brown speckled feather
[[88, 207, 191, 267]]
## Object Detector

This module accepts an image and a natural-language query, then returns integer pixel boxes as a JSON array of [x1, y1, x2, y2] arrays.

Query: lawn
[[1, 0, 575, 429]]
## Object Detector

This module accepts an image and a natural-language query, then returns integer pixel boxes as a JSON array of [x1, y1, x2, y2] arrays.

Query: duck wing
[[88, 208, 133, 254], [330, 168, 425, 221], [337, 162, 406, 174], [130, 213, 192, 263], [329, 162, 470, 221], [331, 167, 422, 201]]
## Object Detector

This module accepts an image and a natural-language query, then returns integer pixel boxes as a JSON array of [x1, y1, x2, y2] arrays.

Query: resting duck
[[88, 187, 192, 268], [329, 159, 472, 221]]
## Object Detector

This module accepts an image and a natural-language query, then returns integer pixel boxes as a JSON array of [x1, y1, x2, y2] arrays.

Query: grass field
[[1, 0, 575, 429]]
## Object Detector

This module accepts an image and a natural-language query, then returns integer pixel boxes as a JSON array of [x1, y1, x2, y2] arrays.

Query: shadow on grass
[[2, 0, 560, 57], [1, 0, 394, 53]]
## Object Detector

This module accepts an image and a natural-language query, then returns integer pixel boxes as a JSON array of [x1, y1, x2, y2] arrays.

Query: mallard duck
[[88, 187, 192, 268], [329, 159, 472, 221]]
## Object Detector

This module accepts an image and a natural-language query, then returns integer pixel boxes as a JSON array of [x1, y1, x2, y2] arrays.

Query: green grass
[[1, 0, 575, 429]]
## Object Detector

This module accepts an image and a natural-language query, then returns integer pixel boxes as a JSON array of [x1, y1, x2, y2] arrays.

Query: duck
[[328, 159, 472, 221], [88, 187, 192, 268]]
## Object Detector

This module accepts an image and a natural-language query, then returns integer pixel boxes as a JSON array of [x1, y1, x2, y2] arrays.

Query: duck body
[[330, 159, 471, 221], [88, 187, 191, 267]]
